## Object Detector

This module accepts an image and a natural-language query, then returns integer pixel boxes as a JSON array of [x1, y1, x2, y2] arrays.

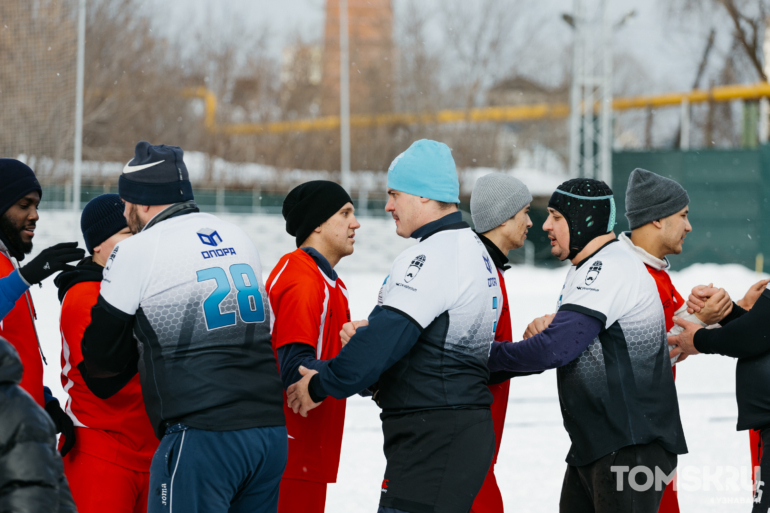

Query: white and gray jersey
[[100, 210, 284, 436], [556, 240, 687, 466], [375, 221, 503, 413]]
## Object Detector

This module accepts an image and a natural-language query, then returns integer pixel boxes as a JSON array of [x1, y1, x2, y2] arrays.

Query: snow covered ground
[[28, 210, 769, 512]]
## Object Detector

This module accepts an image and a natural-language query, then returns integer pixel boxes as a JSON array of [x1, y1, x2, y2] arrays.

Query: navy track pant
[[147, 423, 288, 513]]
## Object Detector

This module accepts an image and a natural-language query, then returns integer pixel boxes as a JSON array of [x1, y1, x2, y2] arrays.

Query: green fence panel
[[613, 148, 767, 270]]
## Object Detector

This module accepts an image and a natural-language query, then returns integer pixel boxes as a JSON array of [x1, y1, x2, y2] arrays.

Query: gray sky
[[149, 0, 737, 96]]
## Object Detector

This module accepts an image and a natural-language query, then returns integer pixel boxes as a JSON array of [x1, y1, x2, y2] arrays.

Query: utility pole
[[73, 0, 86, 212], [339, 0, 352, 192], [567, 0, 616, 184]]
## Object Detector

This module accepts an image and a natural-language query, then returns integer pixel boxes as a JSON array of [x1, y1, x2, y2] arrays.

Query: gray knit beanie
[[625, 168, 689, 230], [471, 173, 533, 233]]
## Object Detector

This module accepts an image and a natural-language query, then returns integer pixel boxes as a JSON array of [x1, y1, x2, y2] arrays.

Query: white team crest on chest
[[404, 255, 426, 283]]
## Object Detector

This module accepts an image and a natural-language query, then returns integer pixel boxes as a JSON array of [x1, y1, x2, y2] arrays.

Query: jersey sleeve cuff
[[308, 373, 327, 403], [558, 303, 607, 326]]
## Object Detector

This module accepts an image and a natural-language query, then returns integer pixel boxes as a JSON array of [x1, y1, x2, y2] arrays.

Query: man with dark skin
[[0, 158, 85, 455]]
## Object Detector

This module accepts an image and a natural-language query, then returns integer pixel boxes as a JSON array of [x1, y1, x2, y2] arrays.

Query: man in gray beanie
[[469, 173, 536, 511], [622, 168, 768, 511]]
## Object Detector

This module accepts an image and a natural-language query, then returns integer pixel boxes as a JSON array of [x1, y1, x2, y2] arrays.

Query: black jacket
[[0, 338, 77, 513], [694, 290, 770, 431]]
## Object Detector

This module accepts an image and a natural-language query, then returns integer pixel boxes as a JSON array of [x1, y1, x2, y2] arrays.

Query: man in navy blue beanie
[[0, 158, 84, 458], [80, 142, 287, 513]]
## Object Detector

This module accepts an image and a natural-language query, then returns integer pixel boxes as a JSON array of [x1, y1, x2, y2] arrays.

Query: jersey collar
[[617, 232, 670, 271], [476, 232, 510, 270], [574, 239, 618, 270], [411, 211, 467, 242], [142, 201, 200, 232], [300, 247, 338, 281]]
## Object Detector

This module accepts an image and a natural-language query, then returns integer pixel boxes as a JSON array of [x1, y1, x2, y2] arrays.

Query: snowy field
[[28, 210, 769, 512]]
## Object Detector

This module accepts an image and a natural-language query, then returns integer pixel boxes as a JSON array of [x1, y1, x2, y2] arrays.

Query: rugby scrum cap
[[548, 178, 616, 260], [625, 168, 689, 230], [386, 139, 460, 204], [471, 173, 532, 233], [283, 180, 353, 248], [119, 141, 194, 205]]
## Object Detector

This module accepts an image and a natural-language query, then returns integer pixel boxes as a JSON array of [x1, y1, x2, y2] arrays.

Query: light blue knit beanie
[[386, 139, 460, 203]]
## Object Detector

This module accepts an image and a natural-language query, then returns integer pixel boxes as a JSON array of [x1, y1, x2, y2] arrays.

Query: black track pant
[[378, 408, 495, 513], [559, 441, 677, 513], [752, 428, 770, 512]]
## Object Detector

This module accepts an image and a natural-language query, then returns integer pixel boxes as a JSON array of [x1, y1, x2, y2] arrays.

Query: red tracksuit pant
[[278, 478, 328, 513], [471, 381, 510, 512], [63, 449, 150, 513]]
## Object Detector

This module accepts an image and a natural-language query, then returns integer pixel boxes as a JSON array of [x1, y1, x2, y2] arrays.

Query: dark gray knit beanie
[[471, 173, 532, 233], [625, 168, 689, 230]]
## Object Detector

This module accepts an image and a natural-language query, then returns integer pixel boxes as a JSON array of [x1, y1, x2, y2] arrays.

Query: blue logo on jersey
[[483, 255, 492, 274], [198, 228, 223, 247]]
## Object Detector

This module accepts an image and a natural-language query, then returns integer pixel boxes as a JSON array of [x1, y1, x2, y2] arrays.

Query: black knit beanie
[[548, 178, 616, 260], [81, 194, 128, 254], [0, 159, 42, 218], [119, 141, 194, 205], [283, 181, 353, 248], [0, 159, 43, 261]]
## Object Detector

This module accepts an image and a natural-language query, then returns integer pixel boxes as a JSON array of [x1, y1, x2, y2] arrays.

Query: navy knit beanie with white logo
[[81, 194, 128, 254], [548, 178, 616, 260], [119, 141, 194, 205]]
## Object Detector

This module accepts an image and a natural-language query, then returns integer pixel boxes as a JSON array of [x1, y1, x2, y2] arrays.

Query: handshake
[[285, 319, 370, 418], [668, 279, 768, 361]]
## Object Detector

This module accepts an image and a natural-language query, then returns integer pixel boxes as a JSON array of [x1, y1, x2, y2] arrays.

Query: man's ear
[[142, 204, 152, 213], [419, 196, 431, 204], [93, 243, 102, 256], [651, 219, 663, 229]]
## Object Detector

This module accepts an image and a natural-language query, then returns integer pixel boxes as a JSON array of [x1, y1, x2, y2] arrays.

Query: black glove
[[45, 399, 77, 457], [19, 242, 85, 285]]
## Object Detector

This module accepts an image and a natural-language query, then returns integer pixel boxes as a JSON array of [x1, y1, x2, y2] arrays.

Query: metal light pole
[[599, 0, 612, 185], [566, 0, 618, 185], [567, 1, 583, 178], [339, 0, 352, 192], [73, 0, 86, 212]]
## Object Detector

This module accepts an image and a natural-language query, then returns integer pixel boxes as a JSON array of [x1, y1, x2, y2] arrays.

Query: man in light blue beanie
[[384, 139, 459, 237], [286, 139, 501, 513]]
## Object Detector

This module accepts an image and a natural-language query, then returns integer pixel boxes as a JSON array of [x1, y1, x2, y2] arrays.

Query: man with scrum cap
[[488, 178, 687, 513]]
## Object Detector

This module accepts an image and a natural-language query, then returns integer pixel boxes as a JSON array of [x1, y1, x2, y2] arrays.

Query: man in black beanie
[[267, 180, 359, 513], [487, 178, 687, 513], [80, 142, 287, 513], [0, 158, 84, 456]]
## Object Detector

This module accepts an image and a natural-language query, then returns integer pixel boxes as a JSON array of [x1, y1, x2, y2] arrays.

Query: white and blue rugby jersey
[[100, 210, 284, 437], [556, 240, 687, 466], [375, 222, 503, 413]]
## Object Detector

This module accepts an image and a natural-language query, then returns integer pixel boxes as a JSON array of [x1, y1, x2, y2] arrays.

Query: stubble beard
[[127, 205, 145, 234]]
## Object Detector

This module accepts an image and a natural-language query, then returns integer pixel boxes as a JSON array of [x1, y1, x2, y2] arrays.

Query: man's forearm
[[0, 270, 29, 320], [310, 306, 422, 401], [276, 343, 325, 390], [488, 310, 603, 373], [694, 291, 770, 359]]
